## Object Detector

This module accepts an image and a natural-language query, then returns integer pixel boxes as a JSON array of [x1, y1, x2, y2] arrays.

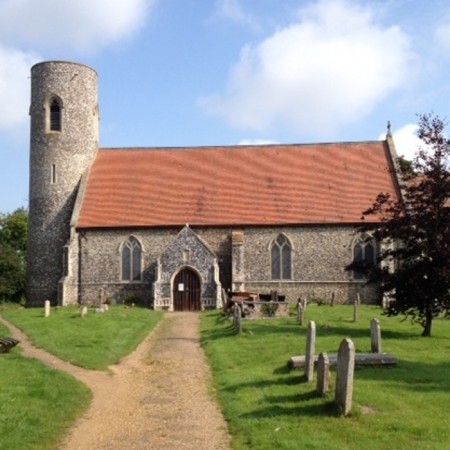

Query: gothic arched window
[[271, 234, 292, 280], [352, 233, 376, 280], [121, 237, 142, 281], [49, 98, 62, 131]]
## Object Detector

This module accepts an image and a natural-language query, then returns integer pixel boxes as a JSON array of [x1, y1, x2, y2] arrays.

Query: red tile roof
[[76, 141, 400, 229]]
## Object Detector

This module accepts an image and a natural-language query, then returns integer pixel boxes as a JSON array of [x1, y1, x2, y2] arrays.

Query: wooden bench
[[0, 337, 20, 354]]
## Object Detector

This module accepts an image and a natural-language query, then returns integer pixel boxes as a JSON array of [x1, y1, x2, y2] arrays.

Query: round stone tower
[[28, 61, 99, 305]]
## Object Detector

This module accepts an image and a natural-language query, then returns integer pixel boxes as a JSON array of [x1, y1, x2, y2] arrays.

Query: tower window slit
[[51, 164, 57, 184], [50, 99, 61, 131]]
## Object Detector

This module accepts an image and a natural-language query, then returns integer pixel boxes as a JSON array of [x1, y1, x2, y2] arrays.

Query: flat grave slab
[[290, 353, 398, 369]]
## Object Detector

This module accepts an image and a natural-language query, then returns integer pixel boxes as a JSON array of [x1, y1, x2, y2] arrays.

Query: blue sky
[[0, 0, 449, 213]]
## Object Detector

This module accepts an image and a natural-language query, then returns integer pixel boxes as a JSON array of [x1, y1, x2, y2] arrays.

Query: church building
[[27, 61, 403, 310]]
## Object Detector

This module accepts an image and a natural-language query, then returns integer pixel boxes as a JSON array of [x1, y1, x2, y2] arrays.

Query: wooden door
[[173, 268, 201, 311]]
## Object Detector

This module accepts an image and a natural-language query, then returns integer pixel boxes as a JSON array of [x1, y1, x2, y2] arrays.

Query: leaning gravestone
[[317, 352, 330, 396], [335, 338, 355, 416], [304, 321, 316, 382], [44, 300, 50, 318], [370, 318, 382, 353]]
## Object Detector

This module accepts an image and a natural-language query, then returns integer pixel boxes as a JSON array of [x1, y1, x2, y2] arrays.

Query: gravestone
[[353, 294, 360, 322], [297, 301, 304, 326], [234, 304, 242, 334], [44, 300, 50, 318], [304, 321, 316, 382], [335, 338, 355, 416], [302, 297, 308, 310], [99, 286, 105, 305], [370, 318, 382, 353], [80, 305, 88, 318], [317, 352, 330, 396]]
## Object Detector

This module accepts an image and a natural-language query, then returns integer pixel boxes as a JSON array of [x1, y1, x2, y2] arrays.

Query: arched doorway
[[173, 268, 201, 311]]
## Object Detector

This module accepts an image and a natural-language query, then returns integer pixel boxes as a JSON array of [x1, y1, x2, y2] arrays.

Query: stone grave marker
[[370, 318, 382, 353], [80, 305, 88, 318], [316, 352, 330, 396], [44, 300, 50, 318], [353, 294, 360, 322], [335, 338, 355, 416], [297, 301, 304, 326], [234, 304, 242, 334], [304, 320, 316, 382], [302, 297, 308, 310]]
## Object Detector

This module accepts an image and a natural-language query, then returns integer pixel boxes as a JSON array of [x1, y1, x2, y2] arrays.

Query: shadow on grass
[[312, 325, 419, 340], [201, 324, 236, 341], [356, 359, 450, 392], [238, 399, 339, 419], [221, 373, 313, 394]]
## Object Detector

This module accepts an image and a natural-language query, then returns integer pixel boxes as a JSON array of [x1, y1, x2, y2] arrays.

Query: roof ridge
[[99, 140, 385, 152]]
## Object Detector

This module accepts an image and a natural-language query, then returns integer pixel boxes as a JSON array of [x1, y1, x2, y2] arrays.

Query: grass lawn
[[1, 304, 164, 369], [0, 320, 91, 450], [0, 304, 163, 450], [200, 305, 450, 450]]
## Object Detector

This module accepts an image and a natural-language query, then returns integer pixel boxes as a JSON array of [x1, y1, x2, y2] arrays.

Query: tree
[[348, 114, 450, 336], [0, 208, 28, 302]]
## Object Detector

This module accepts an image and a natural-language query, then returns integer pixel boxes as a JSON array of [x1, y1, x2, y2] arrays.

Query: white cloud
[[210, 0, 259, 31], [238, 139, 277, 145], [435, 20, 450, 56], [380, 123, 431, 162], [390, 124, 421, 161], [0, 0, 156, 131], [200, 0, 415, 137], [0, 0, 155, 54], [0, 45, 40, 130]]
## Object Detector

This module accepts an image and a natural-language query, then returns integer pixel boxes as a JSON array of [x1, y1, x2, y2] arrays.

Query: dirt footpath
[[1, 313, 231, 450]]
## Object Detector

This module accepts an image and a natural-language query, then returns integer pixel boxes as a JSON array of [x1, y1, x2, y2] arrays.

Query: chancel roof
[[76, 141, 401, 229]]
